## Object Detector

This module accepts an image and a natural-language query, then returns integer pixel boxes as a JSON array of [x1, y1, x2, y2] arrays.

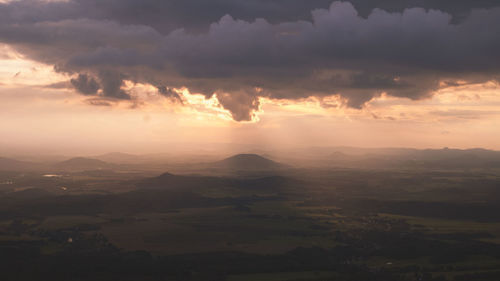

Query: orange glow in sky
[[0, 48, 499, 155]]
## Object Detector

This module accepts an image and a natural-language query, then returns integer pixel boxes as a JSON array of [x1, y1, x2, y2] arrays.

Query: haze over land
[[2, 149, 500, 280], [1, 0, 500, 280]]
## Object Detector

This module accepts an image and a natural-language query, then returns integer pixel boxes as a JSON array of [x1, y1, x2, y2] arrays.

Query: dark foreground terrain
[[1, 152, 500, 281]]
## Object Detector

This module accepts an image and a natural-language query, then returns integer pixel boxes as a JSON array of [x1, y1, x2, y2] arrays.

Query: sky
[[0, 0, 500, 155]]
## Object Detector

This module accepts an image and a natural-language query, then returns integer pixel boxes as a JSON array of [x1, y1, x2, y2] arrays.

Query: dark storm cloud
[[70, 74, 99, 95], [216, 90, 261, 121], [97, 70, 131, 100], [69, 71, 131, 100], [157, 86, 183, 103], [1, 0, 500, 120], [2, 0, 498, 31]]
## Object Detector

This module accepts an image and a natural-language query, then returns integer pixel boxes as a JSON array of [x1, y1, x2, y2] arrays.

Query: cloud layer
[[1, 0, 499, 120]]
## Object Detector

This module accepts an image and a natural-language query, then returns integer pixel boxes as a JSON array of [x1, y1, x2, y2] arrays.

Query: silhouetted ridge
[[139, 172, 292, 191], [157, 172, 175, 178], [139, 172, 228, 190], [53, 157, 114, 171], [213, 154, 284, 170], [0, 157, 40, 171], [94, 152, 141, 164]]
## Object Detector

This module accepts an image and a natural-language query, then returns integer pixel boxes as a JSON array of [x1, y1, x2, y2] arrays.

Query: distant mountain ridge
[[53, 157, 115, 171], [324, 147, 500, 169], [139, 171, 292, 192], [94, 152, 141, 164], [212, 154, 285, 170], [0, 157, 40, 171], [2, 148, 500, 172]]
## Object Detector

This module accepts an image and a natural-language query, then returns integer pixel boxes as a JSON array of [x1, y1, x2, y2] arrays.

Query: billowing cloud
[[157, 86, 183, 103], [2, 0, 498, 30], [0, 0, 500, 121], [70, 73, 99, 95], [97, 70, 131, 100], [69, 71, 130, 99], [216, 91, 261, 121]]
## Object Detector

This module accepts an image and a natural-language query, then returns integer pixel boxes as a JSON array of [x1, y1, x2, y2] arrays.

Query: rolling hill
[[212, 154, 285, 171], [0, 157, 41, 171], [138, 172, 294, 192], [94, 152, 142, 164], [53, 157, 115, 171]]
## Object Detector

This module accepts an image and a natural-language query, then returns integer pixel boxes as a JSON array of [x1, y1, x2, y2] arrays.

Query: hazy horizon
[[1, 1, 500, 280], [2, 142, 499, 160]]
